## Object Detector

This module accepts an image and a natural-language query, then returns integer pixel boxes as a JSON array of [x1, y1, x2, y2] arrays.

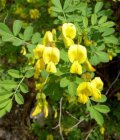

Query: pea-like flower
[[91, 77, 103, 91], [43, 47, 60, 73], [29, 9, 40, 19], [33, 44, 45, 59], [83, 59, 95, 72], [43, 31, 53, 46], [34, 59, 45, 79], [77, 77, 103, 104], [62, 23, 76, 39], [77, 82, 92, 104], [68, 44, 87, 74], [62, 23, 76, 48]]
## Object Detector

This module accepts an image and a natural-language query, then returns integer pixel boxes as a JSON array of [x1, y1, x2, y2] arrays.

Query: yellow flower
[[68, 44, 87, 64], [62, 23, 76, 48], [34, 59, 45, 78], [46, 62, 57, 73], [15, 6, 23, 15], [108, 52, 113, 60], [77, 77, 103, 104], [29, 9, 40, 19], [83, 59, 95, 72], [70, 61, 82, 75], [33, 44, 45, 59], [91, 77, 103, 91], [44, 101, 49, 118], [43, 47, 60, 64], [20, 46, 26, 55], [78, 93, 89, 104], [35, 59, 45, 72], [63, 37, 74, 48], [43, 47, 60, 73], [62, 23, 76, 39], [43, 31, 53, 46], [90, 85, 101, 99], [31, 103, 42, 117], [77, 82, 92, 104], [100, 127, 105, 135], [90, 77, 103, 100]]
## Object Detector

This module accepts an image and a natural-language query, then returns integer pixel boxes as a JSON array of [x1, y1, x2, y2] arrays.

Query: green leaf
[[32, 32, 41, 44], [5, 99, 12, 112], [93, 105, 110, 113], [98, 16, 107, 24], [52, 6, 63, 13], [52, 0, 62, 10], [0, 100, 10, 108], [0, 23, 12, 35], [0, 80, 17, 90], [60, 77, 70, 88], [20, 83, 29, 93], [25, 69, 34, 78], [91, 94, 107, 103], [97, 44, 105, 51], [102, 28, 115, 36], [8, 69, 22, 78], [94, 2, 103, 13], [97, 51, 109, 63], [2, 34, 14, 42], [63, 0, 72, 10], [90, 107, 104, 126], [13, 20, 22, 36], [83, 17, 88, 28], [24, 26, 33, 41], [12, 38, 24, 46], [91, 14, 97, 25], [15, 93, 24, 105], [104, 35, 118, 44], [100, 21, 115, 28], [0, 93, 13, 102], [90, 54, 100, 66], [68, 82, 77, 96]]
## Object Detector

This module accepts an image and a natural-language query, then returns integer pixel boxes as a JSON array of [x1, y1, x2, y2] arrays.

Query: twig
[[66, 111, 79, 121], [3, 11, 8, 23], [85, 128, 94, 140], [105, 71, 120, 95], [59, 98, 64, 140], [14, 76, 25, 94], [52, 97, 64, 140], [68, 118, 84, 131]]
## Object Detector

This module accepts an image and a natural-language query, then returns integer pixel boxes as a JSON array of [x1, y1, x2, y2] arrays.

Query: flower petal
[[70, 61, 82, 75], [43, 47, 60, 64], [43, 31, 53, 46], [33, 44, 45, 59], [78, 94, 88, 104], [68, 44, 87, 63], [83, 59, 96, 72], [62, 23, 76, 39], [46, 62, 57, 73], [91, 77, 103, 91]]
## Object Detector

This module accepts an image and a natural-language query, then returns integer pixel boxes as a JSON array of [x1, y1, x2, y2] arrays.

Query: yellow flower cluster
[[77, 77, 103, 104], [15, 6, 27, 19], [33, 31, 60, 78], [62, 23, 95, 75], [29, 9, 40, 19], [31, 93, 48, 118]]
